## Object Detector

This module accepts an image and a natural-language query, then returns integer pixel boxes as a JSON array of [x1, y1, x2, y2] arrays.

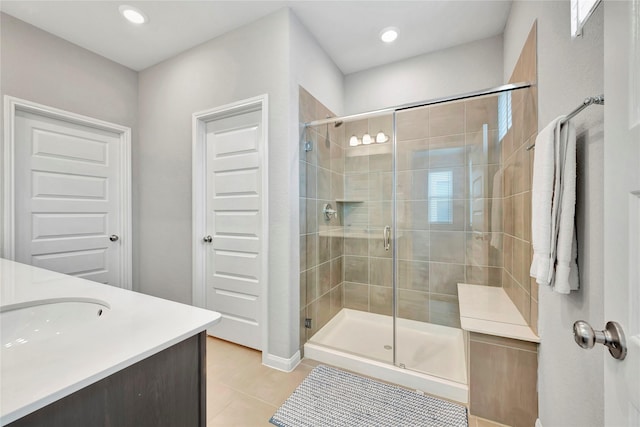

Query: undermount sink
[[1, 298, 110, 351]]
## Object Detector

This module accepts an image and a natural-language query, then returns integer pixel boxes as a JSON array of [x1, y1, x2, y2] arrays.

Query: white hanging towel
[[552, 121, 579, 293], [530, 116, 565, 286], [545, 119, 566, 286]]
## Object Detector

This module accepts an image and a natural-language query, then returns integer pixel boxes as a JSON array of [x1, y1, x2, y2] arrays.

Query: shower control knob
[[573, 320, 627, 360]]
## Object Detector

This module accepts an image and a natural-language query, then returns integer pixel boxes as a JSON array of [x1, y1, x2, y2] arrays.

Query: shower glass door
[[303, 87, 514, 388], [393, 92, 503, 384], [340, 113, 395, 363]]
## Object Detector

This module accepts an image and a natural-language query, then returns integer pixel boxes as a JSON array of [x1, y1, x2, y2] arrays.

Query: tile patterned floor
[[206, 337, 510, 427]]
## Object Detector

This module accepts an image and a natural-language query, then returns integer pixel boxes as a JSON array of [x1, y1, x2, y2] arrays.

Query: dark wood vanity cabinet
[[9, 332, 207, 427]]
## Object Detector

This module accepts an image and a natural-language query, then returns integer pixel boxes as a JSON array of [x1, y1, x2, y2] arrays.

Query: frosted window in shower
[[571, 0, 602, 37], [498, 91, 512, 141], [428, 170, 453, 224]]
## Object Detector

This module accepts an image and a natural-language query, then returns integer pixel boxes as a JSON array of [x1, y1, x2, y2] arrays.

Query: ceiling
[[0, 1, 512, 74]]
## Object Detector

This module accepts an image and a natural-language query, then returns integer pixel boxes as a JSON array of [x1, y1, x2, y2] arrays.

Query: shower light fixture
[[380, 27, 399, 43], [119, 5, 148, 24], [348, 132, 389, 146], [376, 131, 389, 143]]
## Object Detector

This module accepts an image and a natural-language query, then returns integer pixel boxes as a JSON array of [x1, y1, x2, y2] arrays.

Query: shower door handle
[[383, 226, 391, 251]]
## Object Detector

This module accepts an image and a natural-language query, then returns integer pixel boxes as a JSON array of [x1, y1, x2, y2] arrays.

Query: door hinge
[[304, 318, 312, 329]]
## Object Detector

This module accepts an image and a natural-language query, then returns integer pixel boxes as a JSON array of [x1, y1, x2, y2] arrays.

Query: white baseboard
[[535, 419, 543, 427], [262, 350, 300, 373]]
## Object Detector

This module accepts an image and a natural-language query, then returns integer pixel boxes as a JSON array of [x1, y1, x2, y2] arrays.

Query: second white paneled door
[[6, 98, 131, 288], [205, 107, 264, 350]]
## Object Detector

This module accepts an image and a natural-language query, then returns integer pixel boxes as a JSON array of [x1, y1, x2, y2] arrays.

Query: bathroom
[[1, 1, 638, 426]]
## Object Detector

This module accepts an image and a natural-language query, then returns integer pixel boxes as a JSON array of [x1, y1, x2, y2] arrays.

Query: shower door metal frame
[[391, 111, 398, 367], [304, 82, 532, 128]]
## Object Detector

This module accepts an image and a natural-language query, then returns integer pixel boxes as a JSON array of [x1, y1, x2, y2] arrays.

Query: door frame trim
[[191, 94, 269, 350], [2, 96, 133, 290]]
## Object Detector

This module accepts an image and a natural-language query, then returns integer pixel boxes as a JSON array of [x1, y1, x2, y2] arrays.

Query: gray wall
[[138, 8, 344, 361], [1, 8, 345, 362], [137, 9, 295, 358], [344, 35, 504, 114], [290, 11, 344, 118], [0, 12, 139, 274], [504, 2, 604, 426], [0, 13, 138, 128]]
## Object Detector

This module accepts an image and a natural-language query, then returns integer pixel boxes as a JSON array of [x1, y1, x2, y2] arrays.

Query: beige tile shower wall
[[503, 23, 538, 334], [342, 94, 504, 329], [299, 87, 345, 350]]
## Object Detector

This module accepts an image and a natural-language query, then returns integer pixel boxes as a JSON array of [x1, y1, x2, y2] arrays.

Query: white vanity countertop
[[457, 283, 540, 343], [0, 259, 221, 425]]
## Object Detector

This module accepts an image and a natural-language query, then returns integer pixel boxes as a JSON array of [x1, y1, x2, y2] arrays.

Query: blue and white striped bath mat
[[270, 365, 468, 427]]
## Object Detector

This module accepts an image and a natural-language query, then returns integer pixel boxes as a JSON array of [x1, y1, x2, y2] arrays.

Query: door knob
[[573, 320, 627, 360], [109, 235, 119, 242], [203, 235, 213, 243]]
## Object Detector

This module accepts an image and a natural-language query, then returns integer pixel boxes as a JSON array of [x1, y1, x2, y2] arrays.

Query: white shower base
[[304, 308, 468, 404]]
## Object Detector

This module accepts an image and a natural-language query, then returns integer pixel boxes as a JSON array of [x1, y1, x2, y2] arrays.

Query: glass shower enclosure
[[300, 83, 528, 400]]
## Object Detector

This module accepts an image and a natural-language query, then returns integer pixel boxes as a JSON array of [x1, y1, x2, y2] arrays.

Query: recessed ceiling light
[[380, 27, 398, 43], [119, 5, 148, 24]]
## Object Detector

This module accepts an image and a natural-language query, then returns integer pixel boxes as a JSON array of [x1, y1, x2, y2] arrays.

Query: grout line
[[205, 396, 237, 423], [223, 386, 279, 410], [469, 338, 538, 354]]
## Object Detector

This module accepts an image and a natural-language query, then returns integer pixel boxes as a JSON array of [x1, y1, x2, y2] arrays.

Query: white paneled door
[[604, 1, 640, 426], [204, 107, 264, 350], [7, 100, 131, 288]]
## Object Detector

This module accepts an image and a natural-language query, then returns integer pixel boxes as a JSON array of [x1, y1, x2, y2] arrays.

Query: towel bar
[[526, 95, 604, 151]]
